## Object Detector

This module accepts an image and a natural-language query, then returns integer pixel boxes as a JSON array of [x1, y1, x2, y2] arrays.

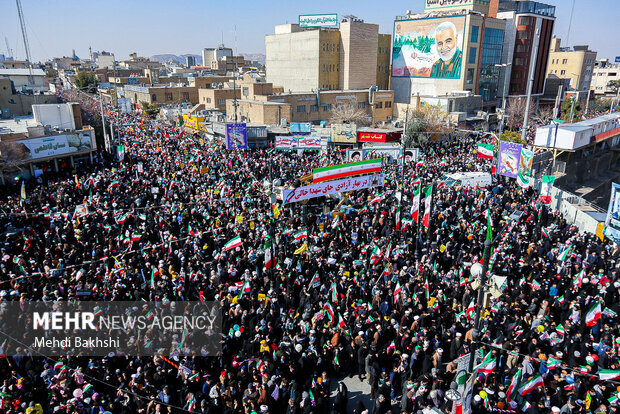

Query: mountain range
[[149, 53, 265, 65]]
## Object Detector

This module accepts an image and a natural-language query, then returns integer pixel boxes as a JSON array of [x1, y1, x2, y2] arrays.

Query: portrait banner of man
[[392, 16, 465, 79]]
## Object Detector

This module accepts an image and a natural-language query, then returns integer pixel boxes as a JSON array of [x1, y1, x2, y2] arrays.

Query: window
[[207, 98, 212, 103], [165, 92, 173, 101], [466, 68, 474, 84], [217, 98, 226, 106], [471, 25, 479, 43], [182, 92, 189, 101], [515, 57, 525, 66], [348, 102, 355, 109], [560, 70, 566, 75], [518, 16, 531, 25], [151, 94, 157, 102], [323, 104, 332, 111], [336, 103, 344, 110], [609, 73, 617, 77], [516, 44, 528, 54], [243, 87, 249, 97], [375, 102, 383, 109], [513, 70, 523, 79], [358, 102, 366, 109], [385, 101, 392, 108], [296, 105, 306, 113], [562, 59, 568, 64], [310, 105, 319, 112], [517, 30, 529, 40], [469, 47, 477, 64]]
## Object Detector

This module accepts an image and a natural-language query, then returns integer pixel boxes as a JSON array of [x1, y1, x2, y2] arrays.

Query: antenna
[[15, 0, 35, 86], [233, 25, 238, 124], [4, 37, 13, 58], [566, 0, 576, 46]]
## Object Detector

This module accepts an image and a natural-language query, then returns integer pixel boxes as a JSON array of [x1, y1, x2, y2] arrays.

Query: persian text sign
[[425, 0, 473, 9], [0, 301, 222, 357], [275, 136, 322, 149], [299, 14, 338, 28], [358, 132, 388, 142], [283, 174, 385, 204]]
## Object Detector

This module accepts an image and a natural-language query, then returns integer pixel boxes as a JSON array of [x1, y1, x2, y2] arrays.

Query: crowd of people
[[0, 96, 618, 414]]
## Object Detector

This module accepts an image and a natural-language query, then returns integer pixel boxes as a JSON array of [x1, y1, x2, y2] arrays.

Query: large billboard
[[605, 183, 620, 243], [299, 14, 338, 28], [226, 123, 248, 150], [275, 136, 321, 150], [331, 124, 357, 144], [392, 15, 465, 79], [1, 131, 95, 161]]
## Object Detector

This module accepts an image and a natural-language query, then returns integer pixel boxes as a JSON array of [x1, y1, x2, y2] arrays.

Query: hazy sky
[[2, 0, 618, 62]]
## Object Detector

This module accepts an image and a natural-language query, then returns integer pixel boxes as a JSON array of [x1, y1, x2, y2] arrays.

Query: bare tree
[[329, 99, 370, 126], [505, 97, 535, 131], [534, 106, 555, 124], [0, 141, 30, 175]]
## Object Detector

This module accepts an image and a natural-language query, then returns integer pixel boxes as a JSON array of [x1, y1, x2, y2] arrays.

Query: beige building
[[265, 18, 391, 93], [590, 59, 620, 97], [198, 88, 240, 112], [227, 89, 394, 125], [123, 84, 199, 106], [546, 37, 597, 92], [376, 34, 391, 90]]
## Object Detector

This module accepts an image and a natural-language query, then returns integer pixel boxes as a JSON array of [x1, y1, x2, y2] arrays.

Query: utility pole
[[98, 89, 109, 152], [15, 0, 36, 103], [521, 28, 540, 142], [468, 239, 492, 373], [495, 63, 511, 136]]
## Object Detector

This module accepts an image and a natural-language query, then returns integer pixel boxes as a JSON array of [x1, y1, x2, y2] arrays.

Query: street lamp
[[494, 63, 512, 136]]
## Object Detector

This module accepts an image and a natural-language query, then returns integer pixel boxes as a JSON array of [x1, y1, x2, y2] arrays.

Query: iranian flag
[[585, 300, 602, 327], [395, 206, 401, 230], [422, 185, 432, 228], [312, 158, 382, 183], [411, 180, 422, 222], [598, 370, 620, 381], [466, 299, 475, 320], [518, 374, 544, 396], [476, 351, 497, 375], [540, 175, 555, 204], [394, 281, 402, 303], [264, 239, 275, 270], [370, 245, 382, 265], [507, 369, 522, 401], [223, 235, 242, 251], [323, 303, 335, 323], [237, 279, 251, 299], [477, 143, 494, 159], [294, 230, 308, 241]]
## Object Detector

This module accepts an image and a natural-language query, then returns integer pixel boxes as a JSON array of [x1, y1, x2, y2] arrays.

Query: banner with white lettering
[[282, 174, 385, 204]]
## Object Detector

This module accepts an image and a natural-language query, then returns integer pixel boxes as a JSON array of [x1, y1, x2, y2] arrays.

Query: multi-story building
[[123, 84, 199, 106], [198, 88, 240, 113], [119, 53, 162, 71], [391, 0, 506, 106], [202, 45, 233, 69], [94, 51, 115, 69], [265, 17, 391, 93], [497, 0, 555, 98], [546, 38, 597, 92], [186, 56, 196, 68], [226, 88, 394, 125], [591, 59, 620, 98]]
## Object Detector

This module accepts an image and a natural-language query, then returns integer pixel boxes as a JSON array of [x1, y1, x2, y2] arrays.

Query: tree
[[607, 80, 620, 94], [403, 104, 451, 148], [140, 101, 159, 118], [404, 110, 429, 148], [500, 130, 527, 145], [534, 106, 554, 124], [560, 98, 581, 122], [590, 98, 612, 114], [0, 141, 30, 175], [45, 68, 58, 78], [329, 99, 370, 125], [74, 71, 98, 94], [505, 97, 534, 130]]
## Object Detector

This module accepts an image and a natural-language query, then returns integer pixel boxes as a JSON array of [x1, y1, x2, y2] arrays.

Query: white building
[[201, 45, 232, 68], [534, 113, 620, 150], [0, 68, 47, 92], [591, 59, 620, 97]]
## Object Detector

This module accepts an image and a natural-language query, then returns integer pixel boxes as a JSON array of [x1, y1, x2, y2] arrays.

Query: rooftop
[[0, 68, 46, 77], [0, 116, 39, 135]]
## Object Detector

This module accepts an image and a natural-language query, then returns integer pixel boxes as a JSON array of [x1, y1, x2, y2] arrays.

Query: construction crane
[[15, 0, 35, 86], [4, 37, 13, 59]]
